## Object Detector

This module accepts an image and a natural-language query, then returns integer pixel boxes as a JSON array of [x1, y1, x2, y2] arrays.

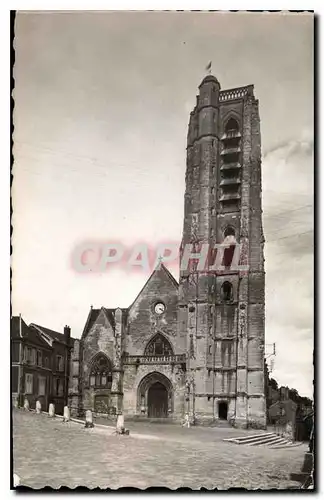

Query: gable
[[82, 308, 115, 370], [126, 265, 178, 355], [11, 317, 52, 349], [128, 264, 178, 318]]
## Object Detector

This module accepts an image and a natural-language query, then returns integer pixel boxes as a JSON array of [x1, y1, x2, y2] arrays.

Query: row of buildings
[[11, 316, 72, 415]]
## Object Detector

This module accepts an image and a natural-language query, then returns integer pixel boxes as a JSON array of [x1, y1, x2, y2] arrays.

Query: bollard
[[48, 403, 55, 417], [63, 406, 70, 422], [36, 401, 41, 414], [182, 413, 190, 428], [115, 414, 129, 435], [85, 410, 94, 428], [23, 398, 30, 411], [116, 414, 124, 433]]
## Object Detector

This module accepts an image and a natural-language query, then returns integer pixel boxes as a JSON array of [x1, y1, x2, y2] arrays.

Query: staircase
[[223, 432, 302, 449]]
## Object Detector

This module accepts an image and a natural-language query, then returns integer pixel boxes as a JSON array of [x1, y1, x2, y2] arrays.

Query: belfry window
[[89, 354, 112, 388], [225, 117, 239, 134], [223, 226, 236, 268], [221, 282, 233, 302], [145, 334, 173, 357], [224, 226, 236, 239]]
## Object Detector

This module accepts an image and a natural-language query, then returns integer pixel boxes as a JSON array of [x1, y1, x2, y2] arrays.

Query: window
[[56, 355, 64, 372], [224, 226, 236, 239], [25, 347, 36, 365], [55, 378, 64, 396], [12, 366, 19, 392], [89, 354, 112, 388], [38, 375, 46, 396], [221, 282, 233, 302], [225, 117, 239, 134], [223, 244, 236, 268], [144, 334, 173, 357], [36, 351, 42, 367], [44, 356, 49, 368], [72, 361, 79, 377], [12, 343, 20, 362], [25, 373, 33, 394]]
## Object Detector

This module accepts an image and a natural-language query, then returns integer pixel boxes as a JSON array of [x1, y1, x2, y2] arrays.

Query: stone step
[[223, 432, 297, 448], [248, 436, 289, 447], [224, 432, 276, 445], [269, 441, 303, 449], [224, 432, 274, 444]]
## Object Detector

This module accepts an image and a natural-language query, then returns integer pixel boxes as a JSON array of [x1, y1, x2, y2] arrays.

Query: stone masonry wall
[[125, 267, 181, 355], [123, 363, 186, 419], [81, 309, 116, 411]]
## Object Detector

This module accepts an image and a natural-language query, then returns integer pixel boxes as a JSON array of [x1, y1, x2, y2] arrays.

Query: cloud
[[263, 131, 314, 396]]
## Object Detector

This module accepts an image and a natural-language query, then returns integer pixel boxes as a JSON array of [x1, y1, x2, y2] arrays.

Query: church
[[68, 74, 266, 429]]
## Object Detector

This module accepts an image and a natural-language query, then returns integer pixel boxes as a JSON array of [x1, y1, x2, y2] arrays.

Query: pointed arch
[[225, 117, 240, 133], [137, 371, 173, 416], [144, 333, 174, 357], [89, 352, 113, 388]]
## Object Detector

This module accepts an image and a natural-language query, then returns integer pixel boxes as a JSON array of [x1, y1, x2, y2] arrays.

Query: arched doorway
[[218, 401, 228, 420], [148, 382, 168, 417], [137, 372, 173, 418]]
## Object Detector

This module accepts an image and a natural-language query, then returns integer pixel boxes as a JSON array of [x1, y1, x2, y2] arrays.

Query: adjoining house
[[11, 316, 52, 410], [268, 398, 297, 440], [11, 316, 73, 415], [29, 323, 73, 415]]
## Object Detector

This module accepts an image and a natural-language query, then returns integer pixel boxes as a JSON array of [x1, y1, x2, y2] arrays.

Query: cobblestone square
[[13, 410, 306, 489]]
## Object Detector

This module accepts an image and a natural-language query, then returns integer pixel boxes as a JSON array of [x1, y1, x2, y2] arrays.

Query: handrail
[[123, 354, 186, 364], [219, 85, 254, 102]]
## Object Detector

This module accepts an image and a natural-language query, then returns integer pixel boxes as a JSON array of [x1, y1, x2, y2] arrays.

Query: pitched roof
[[128, 263, 178, 311], [11, 316, 29, 339], [81, 265, 177, 338], [160, 263, 179, 289], [29, 323, 71, 345], [81, 308, 101, 338], [11, 316, 51, 349], [81, 307, 128, 339]]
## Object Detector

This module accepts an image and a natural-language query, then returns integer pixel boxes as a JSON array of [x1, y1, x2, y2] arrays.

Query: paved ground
[[13, 409, 307, 490]]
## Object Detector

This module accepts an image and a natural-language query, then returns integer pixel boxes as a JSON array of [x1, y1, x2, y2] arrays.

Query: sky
[[12, 11, 314, 397]]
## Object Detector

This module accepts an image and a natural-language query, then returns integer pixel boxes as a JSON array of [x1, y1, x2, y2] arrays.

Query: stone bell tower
[[178, 74, 266, 428]]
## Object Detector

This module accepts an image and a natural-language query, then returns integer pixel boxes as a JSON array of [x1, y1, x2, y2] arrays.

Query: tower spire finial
[[205, 61, 212, 75]]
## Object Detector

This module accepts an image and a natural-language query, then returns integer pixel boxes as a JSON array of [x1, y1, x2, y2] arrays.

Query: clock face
[[154, 302, 165, 315]]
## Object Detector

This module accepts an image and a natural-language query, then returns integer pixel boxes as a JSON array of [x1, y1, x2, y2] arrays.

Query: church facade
[[68, 74, 266, 428]]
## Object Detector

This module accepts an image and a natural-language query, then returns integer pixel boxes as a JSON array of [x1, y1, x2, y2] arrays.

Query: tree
[[288, 388, 299, 403], [269, 378, 278, 391]]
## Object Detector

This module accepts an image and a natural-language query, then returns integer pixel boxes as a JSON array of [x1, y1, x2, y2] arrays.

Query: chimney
[[64, 325, 71, 342]]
